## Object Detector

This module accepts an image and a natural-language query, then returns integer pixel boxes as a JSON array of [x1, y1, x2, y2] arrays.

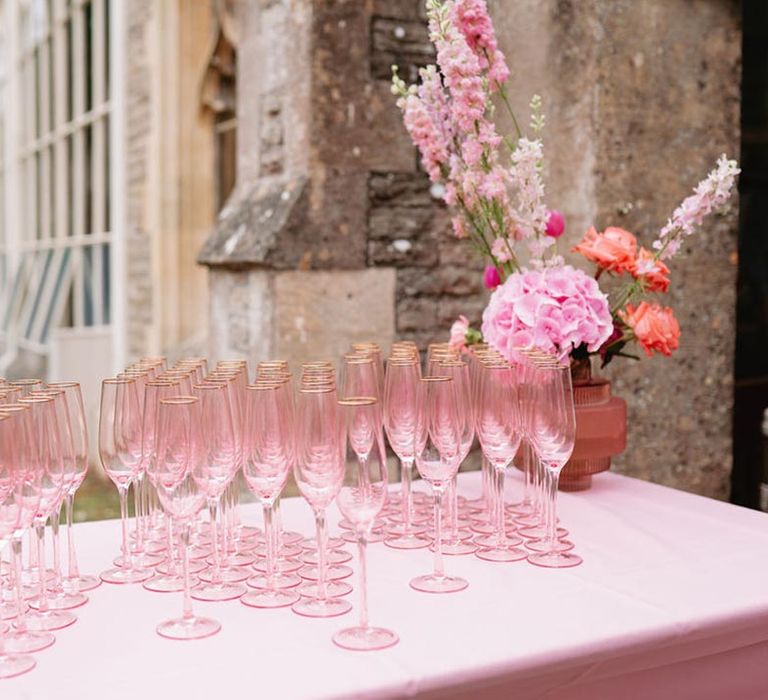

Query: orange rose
[[620, 302, 680, 357], [572, 226, 637, 274], [631, 248, 670, 293]]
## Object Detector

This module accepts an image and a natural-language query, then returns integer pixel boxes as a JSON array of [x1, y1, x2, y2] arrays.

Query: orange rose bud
[[619, 302, 680, 357], [572, 226, 637, 274]]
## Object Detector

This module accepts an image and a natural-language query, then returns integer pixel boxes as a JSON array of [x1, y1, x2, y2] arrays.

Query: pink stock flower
[[452, 215, 469, 239], [653, 154, 739, 261], [491, 237, 513, 263], [451, 0, 510, 89], [545, 210, 565, 238], [449, 315, 470, 352], [481, 265, 613, 361], [631, 247, 670, 293], [483, 265, 501, 289], [399, 92, 449, 183]]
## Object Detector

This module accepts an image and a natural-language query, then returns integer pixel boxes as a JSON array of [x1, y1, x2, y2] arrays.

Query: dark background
[[731, 0, 768, 509]]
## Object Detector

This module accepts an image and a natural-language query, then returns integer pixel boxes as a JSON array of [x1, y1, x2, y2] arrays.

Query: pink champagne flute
[[383, 357, 430, 550], [17, 396, 76, 630], [0, 413, 37, 678], [46, 382, 101, 593], [410, 377, 468, 594], [527, 362, 582, 568], [99, 378, 153, 584], [0, 405, 54, 653], [190, 382, 246, 601], [151, 396, 221, 640], [240, 381, 300, 608], [292, 386, 352, 617], [333, 397, 398, 650], [141, 380, 194, 594], [473, 362, 528, 562], [432, 360, 476, 556], [26, 389, 88, 610]]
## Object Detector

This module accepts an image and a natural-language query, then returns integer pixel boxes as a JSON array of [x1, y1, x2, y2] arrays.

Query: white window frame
[[0, 0, 125, 372]]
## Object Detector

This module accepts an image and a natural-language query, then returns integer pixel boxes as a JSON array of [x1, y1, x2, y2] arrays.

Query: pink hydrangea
[[481, 265, 613, 361]]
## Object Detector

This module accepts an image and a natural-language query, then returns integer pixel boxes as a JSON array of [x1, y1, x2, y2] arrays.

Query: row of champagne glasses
[[0, 379, 95, 679], [94, 340, 578, 645]]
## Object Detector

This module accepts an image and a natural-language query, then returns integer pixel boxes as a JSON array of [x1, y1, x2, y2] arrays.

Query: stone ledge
[[197, 176, 309, 269]]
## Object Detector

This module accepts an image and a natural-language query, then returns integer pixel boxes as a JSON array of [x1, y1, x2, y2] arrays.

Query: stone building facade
[[199, 0, 741, 501]]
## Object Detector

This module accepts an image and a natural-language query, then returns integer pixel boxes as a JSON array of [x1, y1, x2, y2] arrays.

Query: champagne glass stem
[[132, 476, 143, 552], [166, 518, 177, 576], [546, 467, 559, 551], [522, 441, 533, 507], [179, 522, 193, 621], [432, 487, 445, 579], [11, 538, 28, 630], [117, 485, 133, 570], [356, 532, 369, 630], [34, 522, 50, 612], [495, 467, 506, 546], [64, 492, 80, 584], [314, 509, 328, 601], [50, 504, 63, 590], [208, 501, 221, 583], [401, 459, 413, 533], [263, 502, 275, 588], [450, 476, 459, 539]]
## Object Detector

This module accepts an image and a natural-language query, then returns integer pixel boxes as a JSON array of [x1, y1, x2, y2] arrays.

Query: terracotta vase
[[559, 357, 627, 491]]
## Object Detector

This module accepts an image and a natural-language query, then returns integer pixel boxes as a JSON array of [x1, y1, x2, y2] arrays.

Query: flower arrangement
[[392, 0, 739, 368]]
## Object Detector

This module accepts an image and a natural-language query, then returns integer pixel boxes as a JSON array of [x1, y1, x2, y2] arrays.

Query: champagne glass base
[[298, 580, 352, 598], [518, 525, 568, 540], [215, 552, 256, 568], [280, 530, 305, 546], [475, 546, 528, 562], [0, 653, 36, 679], [301, 549, 352, 565], [100, 566, 152, 585], [240, 588, 300, 609], [384, 521, 428, 536], [3, 628, 55, 653], [251, 558, 303, 574], [156, 559, 206, 576], [431, 540, 476, 556], [247, 572, 301, 590], [64, 574, 101, 592], [29, 591, 88, 611], [113, 552, 164, 568], [291, 596, 352, 618], [384, 533, 430, 550], [298, 564, 352, 582], [525, 537, 575, 553], [187, 545, 212, 560], [410, 574, 468, 594], [0, 600, 23, 620], [528, 550, 583, 568], [469, 520, 495, 535], [24, 609, 76, 631], [340, 530, 384, 544], [300, 537, 345, 551], [191, 581, 245, 602], [156, 615, 221, 640], [197, 565, 250, 584], [506, 501, 535, 516], [143, 575, 192, 593], [250, 543, 303, 559], [332, 625, 399, 651], [473, 532, 523, 548]]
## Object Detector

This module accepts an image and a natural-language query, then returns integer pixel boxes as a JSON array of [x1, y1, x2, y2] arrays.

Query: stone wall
[[200, 0, 741, 500], [490, 0, 741, 499], [124, 0, 155, 359]]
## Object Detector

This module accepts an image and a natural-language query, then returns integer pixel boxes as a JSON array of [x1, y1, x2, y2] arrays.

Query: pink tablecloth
[[4, 470, 768, 700]]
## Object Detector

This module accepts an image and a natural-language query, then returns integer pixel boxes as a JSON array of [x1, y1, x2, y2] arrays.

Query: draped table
[[5, 470, 768, 700]]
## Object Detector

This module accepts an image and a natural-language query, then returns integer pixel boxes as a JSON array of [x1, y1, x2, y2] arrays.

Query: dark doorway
[[731, 0, 768, 509]]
